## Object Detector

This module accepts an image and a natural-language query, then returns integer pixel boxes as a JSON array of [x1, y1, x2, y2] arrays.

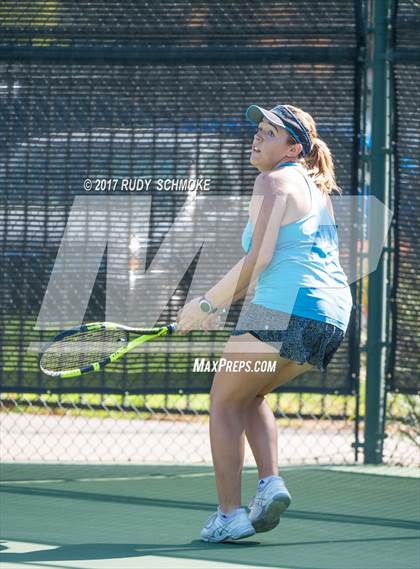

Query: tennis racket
[[39, 322, 177, 379]]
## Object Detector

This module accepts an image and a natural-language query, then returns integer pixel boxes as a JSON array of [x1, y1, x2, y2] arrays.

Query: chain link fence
[[380, 0, 420, 467], [0, 392, 358, 465], [384, 392, 420, 467], [1, 386, 418, 467]]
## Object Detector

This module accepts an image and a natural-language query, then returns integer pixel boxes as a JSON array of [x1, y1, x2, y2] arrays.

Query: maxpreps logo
[[193, 358, 277, 373], [33, 193, 390, 349]]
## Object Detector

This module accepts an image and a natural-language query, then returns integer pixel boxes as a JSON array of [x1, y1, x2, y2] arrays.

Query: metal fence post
[[364, 0, 393, 463]]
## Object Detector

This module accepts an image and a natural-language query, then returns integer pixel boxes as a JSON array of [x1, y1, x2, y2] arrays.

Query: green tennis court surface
[[1, 464, 419, 569]]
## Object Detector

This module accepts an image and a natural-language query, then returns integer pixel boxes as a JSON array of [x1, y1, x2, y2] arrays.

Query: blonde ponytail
[[283, 104, 342, 195], [303, 137, 342, 195]]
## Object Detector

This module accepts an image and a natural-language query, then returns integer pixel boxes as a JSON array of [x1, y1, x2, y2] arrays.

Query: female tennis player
[[176, 103, 353, 542]]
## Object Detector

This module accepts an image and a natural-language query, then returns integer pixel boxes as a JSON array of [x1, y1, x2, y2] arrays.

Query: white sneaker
[[200, 507, 256, 542], [248, 476, 292, 533]]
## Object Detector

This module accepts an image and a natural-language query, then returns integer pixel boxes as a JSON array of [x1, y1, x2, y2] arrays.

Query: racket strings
[[40, 329, 129, 372]]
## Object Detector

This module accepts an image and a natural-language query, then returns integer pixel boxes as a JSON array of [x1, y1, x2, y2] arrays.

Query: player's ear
[[288, 142, 302, 157]]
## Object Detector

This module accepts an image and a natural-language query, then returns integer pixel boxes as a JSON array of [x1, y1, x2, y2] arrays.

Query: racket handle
[[168, 323, 177, 334]]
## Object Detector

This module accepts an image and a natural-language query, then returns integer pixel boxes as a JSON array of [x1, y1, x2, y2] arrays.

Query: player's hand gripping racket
[[39, 322, 177, 379]]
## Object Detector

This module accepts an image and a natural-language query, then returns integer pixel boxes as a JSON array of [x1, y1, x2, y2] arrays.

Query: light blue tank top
[[242, 161, 353, 331]]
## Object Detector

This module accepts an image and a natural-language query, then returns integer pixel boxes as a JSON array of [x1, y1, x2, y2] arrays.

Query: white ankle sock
[[257, 474, 282, 490], [218, 506, 244, 520]]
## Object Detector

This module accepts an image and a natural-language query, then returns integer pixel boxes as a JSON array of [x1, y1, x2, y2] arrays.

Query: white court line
[[0, 470, 257, 485], [311, 465, 420, 478], [0, 464, 314, 485], [6, 464, 413, 486]]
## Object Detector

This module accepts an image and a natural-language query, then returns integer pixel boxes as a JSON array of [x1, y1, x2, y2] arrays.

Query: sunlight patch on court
[[0, 541, 290, 569], [33, 558, 287, 568], [0, 541, 59, 554]]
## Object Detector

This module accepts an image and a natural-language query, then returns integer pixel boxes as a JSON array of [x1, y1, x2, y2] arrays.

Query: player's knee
[[210, 386, 248, 411]]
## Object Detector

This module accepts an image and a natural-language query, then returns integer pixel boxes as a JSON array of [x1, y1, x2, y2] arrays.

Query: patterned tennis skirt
[[230, 302, 346, 372]]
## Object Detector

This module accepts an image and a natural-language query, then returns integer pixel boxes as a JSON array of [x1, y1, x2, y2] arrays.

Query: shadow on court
[[1, 464, 419, 569], [1, 484, 419, 532]]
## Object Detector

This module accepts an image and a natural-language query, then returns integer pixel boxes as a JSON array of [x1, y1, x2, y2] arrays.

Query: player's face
[[250, 118, 301, 172]]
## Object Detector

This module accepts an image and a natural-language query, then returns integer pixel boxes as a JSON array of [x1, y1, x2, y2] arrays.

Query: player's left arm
[[175, 173, 290, 333]]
